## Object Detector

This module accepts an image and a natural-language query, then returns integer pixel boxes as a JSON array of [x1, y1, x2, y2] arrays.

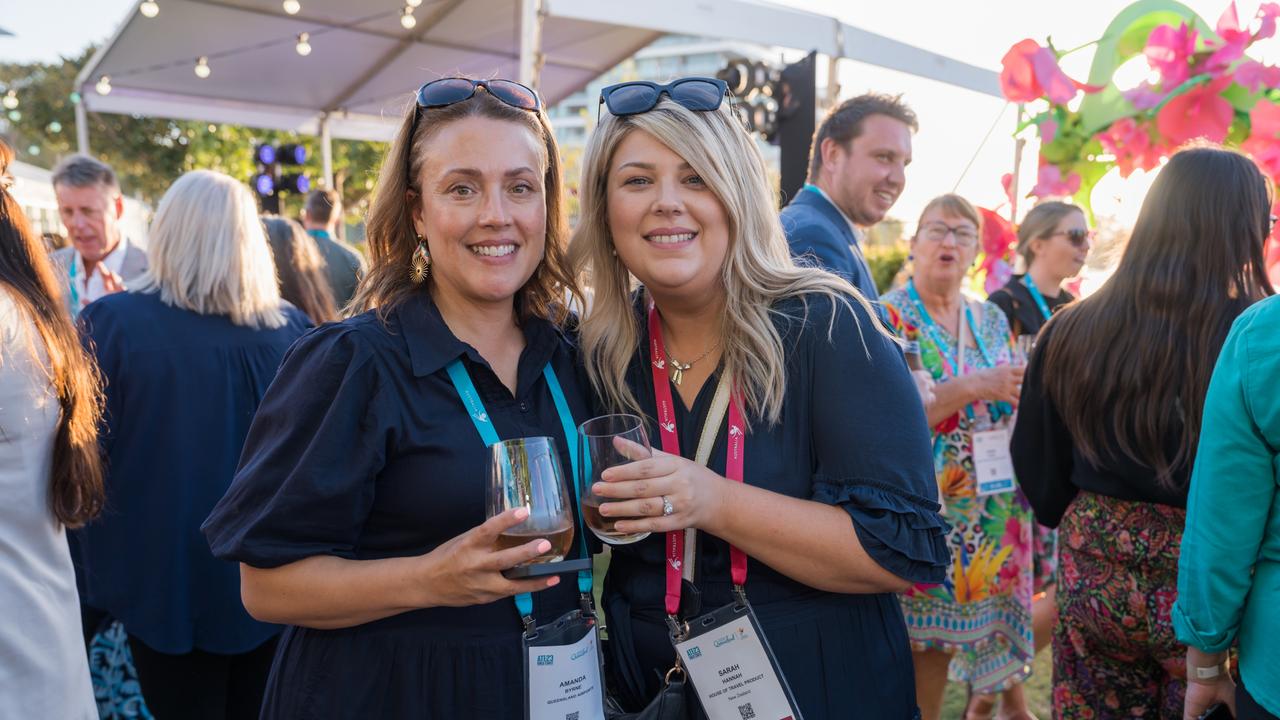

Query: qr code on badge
[[737, 702, 756, 719], [565, 713, 579, 720]]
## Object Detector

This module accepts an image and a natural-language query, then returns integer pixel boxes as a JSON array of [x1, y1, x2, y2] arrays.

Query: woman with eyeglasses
[[880, 195, 1036, 720], [1012, 146, 1274, 718], [203, 78, 592, 718], [572, 78, 947, 719]]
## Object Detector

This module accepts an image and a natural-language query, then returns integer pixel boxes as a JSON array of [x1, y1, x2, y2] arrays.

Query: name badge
[[973, 428, 1016, 496], [672, 600, 803, 720], [524, 609, 606, 720]]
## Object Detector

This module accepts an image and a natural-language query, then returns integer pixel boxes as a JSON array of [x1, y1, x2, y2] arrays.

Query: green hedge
[[865, 243, 910, 295]]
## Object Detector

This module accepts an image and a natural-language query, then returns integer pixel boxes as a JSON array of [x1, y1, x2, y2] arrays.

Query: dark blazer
[[781, 186, 879, 302]]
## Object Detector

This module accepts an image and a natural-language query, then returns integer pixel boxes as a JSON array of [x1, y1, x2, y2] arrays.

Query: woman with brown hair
[[263, 215, 339, 324], [1012, 145, 1275, 718], [204, 79, 592, 718], [0, 137, 104, 717]]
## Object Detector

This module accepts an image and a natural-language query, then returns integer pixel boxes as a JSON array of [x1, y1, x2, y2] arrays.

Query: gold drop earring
[[410, 235, 431, 284]]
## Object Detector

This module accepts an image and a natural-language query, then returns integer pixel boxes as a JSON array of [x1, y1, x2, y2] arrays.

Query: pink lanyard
[[647, 302, 747, 617]]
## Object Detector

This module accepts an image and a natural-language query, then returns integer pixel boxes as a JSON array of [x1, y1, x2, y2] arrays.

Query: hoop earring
[[411, 236, 431, 284]]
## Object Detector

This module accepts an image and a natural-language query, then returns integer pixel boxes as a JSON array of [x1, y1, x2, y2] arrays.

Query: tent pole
[[1010, 104, 1025, 224], [75, 101, 90, 155], [320, 113, 334, 189], [518, 0, 545, 90]]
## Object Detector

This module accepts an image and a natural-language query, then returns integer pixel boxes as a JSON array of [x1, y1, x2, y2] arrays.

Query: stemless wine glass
[[486, 437, 575, 565], [577, 414, 653, 545], [1014, 334, 1036, 365]]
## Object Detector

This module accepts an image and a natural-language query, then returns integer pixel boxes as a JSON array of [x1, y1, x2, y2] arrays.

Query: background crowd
[[0, 70, 1277, 720]]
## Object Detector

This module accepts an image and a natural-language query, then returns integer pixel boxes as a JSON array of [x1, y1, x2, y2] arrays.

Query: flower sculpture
[[994, 0, 1280, 294]]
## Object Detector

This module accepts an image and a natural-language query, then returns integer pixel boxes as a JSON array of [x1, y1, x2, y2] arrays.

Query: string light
[[282, 0, 301, 14], [139, 0, 160, 17], [194, 56, 211, 78], [295, 32, 312, 56], [400, 6, 417, 28], [2, 90, 17, 110], [406, 0, 422, 6], [96, 76, 113, 95]]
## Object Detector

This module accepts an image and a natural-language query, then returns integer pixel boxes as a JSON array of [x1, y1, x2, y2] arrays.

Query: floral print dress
[[882, 288, 1035, 694]]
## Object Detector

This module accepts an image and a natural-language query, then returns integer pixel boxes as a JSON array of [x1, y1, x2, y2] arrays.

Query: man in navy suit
[[781, 93, 916, 304], [783, 94, 936, 405]]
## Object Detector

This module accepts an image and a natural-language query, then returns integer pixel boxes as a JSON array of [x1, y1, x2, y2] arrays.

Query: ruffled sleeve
[[202, 320, 389, 568], [803, 294, 949, 584]]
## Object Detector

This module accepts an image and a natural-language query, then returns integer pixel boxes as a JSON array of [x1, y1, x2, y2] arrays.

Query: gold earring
[[410, 236, 430, 284]]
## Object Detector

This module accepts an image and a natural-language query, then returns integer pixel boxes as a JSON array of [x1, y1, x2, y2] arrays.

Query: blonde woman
[[572, 78, 948, 718], [76, 170, 310, 716]]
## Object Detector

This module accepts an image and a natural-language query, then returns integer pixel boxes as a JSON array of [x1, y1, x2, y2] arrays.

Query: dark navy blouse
[[602, 293, 948, 719], [202, 292, 590, 718], [75, 291, 311, 655]]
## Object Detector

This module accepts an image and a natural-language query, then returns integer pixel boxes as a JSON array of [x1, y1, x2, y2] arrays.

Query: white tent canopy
[[76, 0, 1001, 183]]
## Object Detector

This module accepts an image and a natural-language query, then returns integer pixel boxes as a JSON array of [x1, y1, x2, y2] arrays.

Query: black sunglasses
[[598, 77, 730, 120], [1052, 228, 1095, 247], [405, 78, 542, 189]]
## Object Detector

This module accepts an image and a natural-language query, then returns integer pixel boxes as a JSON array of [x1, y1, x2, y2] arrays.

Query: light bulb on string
[[194, 56, 211, 78], [400, 6, 417, 29], [282, 0, 301, 14], [406, 0, 422, 6], [2, 90, 18, 110], [139, 0, 159, 17], [96, 76, 112, 95], [296, 32, 312, 56]]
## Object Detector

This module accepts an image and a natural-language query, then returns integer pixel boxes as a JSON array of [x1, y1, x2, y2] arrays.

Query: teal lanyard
[[67, 256, 81, 317], [445, 358, 591, 621], [905, 278, 994, 375], [1021, 275, 1053, 321]]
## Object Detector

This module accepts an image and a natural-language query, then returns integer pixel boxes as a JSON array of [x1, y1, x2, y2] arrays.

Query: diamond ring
[[661, 496, 675, 517]]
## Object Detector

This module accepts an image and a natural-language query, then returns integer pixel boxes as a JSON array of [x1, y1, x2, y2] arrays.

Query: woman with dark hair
[[0, 138, 104, 717], [1012, 145, 1275, 718], [263, 216, 339, 324], [203, 79, 591, 718]]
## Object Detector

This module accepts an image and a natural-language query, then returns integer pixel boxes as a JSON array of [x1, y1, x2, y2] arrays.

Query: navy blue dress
[[74, 291, 311, 655], [603, 293, 948, 720], [202, 292, 590, 718]]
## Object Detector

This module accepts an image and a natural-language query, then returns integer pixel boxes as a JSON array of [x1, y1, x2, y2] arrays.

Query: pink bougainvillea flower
[[1001, 173, 1016, 207], [1242, 100, 1280, 180], [1145, 22, 1198, 87], [984, 258, 1013, 295], [1236, 60, 1280, 91], [1156, 76, 1234, 145], [1098, 117, 1163, 177], [1257, 3, 1280, 40], [1124, 82, 1167, 110], [1040, 116, 1059, 143], [1206, 3, 1251, 70], [979, 207, 1016, 258], [1000, 39, 1103, 104], [1029, 163, 1082, 199]]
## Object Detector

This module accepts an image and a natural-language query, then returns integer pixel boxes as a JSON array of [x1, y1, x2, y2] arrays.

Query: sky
[[2, 0, 1277, 223]]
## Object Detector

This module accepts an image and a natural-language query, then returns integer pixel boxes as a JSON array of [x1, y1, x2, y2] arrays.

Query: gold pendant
[[669, 360, 690, 386]]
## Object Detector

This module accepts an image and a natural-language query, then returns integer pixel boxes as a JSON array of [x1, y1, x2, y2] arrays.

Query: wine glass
[[486, 436, 575, 565], [1015, 334, 1036, 366], [577, 414, 653, 545]]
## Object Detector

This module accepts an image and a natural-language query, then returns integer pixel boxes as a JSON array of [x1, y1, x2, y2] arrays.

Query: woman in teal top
[[1175, 294, 1280, 720]]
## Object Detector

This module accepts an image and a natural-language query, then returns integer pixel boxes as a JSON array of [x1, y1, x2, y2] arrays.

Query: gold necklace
[[665, 341, 719, 386]]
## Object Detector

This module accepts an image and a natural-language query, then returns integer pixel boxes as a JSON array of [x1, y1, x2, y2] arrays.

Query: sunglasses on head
[[598, 77, 730, 120], [405, 78, 542, 189]]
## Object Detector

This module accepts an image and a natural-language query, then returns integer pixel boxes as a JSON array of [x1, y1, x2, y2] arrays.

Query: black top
[[602, 293, 948, 719], [1010, 318, 1190, 528], [76, 292, 310, 655], [202, 292, 590, 718], [988, 274, 1075, 338]]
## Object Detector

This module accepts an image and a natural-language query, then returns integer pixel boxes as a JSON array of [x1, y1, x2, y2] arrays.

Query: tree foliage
[[0, 45, 385, 223]]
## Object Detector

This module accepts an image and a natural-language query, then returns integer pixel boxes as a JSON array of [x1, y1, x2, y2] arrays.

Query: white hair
[[137, 170, 285, 328]]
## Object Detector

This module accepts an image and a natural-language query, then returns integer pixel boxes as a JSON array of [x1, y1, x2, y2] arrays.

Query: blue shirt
[[1174, 295, 1280, 716], [75, 291, 311, 654]]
